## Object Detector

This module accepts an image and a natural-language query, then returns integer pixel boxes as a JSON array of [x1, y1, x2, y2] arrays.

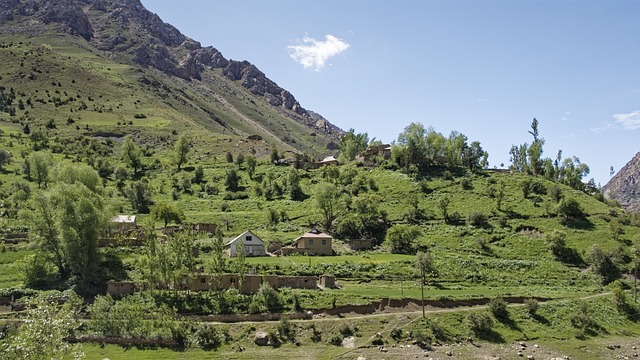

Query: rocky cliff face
[[0, 0, 341, 137], [603, 152, 640, 213]]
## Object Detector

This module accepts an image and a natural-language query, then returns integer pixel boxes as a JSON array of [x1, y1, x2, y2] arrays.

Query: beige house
[[349, 239, 373, 251], [279, 229, 334, 256], [224, 230, 267, 257]]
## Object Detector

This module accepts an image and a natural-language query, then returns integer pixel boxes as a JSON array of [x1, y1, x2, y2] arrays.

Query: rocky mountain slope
[[603, 152, 640, 213], [0, 0, 341, 155]]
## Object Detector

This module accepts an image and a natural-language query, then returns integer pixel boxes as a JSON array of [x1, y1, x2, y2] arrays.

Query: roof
[[112, 215, 136, 223], [320, 155, 338, 163], [224, 230, 264, 247], [296, 229, 333, 240]]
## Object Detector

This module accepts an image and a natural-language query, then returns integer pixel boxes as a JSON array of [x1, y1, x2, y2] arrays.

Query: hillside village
[[0, 1, 640, 359]]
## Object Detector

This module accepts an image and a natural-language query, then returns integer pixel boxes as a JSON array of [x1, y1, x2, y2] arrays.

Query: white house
[[224, 230, 267, 257]]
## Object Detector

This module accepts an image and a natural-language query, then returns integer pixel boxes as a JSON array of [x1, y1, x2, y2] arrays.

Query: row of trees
[[392, 123, 488, 173], [509, 118, 591, 191]]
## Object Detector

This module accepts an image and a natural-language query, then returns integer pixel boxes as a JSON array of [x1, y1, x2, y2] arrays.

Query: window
[[246, 235, 252, 241], [309, 239, 314, 245], [200, 277, 206, 284], [322, 239, 327, 245]]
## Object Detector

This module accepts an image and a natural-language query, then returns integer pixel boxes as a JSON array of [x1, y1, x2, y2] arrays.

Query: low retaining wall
[[188, 311, 313, 323]]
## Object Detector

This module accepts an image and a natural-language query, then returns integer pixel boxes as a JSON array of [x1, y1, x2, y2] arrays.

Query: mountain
[[0, 0, 342, 156], [603, 152, 640, 213]]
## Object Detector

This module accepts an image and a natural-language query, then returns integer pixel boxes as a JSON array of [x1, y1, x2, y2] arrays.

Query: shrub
[[328, 333, 343, 346], [489, 298, 509, 320], [460, 177, 472, 190], [339, 323, 354, 337], [466, 311, 494, 336], [524, 298, 539, 316], [277, 317, 296, 343], [196, 324, 223, 349], [468, 212, 488, 228]]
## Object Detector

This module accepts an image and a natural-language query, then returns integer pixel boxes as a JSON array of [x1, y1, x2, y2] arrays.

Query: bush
[[466, 311, 494, 336], [277, 317, 296, 343], [339, 323, 354, 337], [196, 324, 223, 349], [468, 212, 488, 228], [488, 298, 508, 320], [326, 332, 342, 346], [524, 298, 539, 316]]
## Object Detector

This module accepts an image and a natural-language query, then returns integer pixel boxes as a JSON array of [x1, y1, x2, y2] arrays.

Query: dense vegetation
[[0, 33, 639, 360]]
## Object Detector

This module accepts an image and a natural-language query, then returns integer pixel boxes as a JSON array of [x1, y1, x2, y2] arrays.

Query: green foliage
[[338, 128, 368, 163], [173, 133, 190, 171], [150, 202, 185, 227], [225, 168, 240, 192], [314, 182, 340, 231], [2, 293, 84, 360], [488, 297, 509, 320], [524, 298, 539, 316], [467, 212, 488, 228], [557, 197, 585, 221], [120, 135, 143, 175], [587, 245, 621, 285], [126, 178, 154, 213], [385, 224, 421, 254], [0, 149, 12, 170], [466, 311, 494, 336]]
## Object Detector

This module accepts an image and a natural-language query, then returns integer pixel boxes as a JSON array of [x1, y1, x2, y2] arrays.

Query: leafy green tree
[[51, 161, 102, 193], [558, 156, 590, 190], [0, 149, 12, 171], [556, 197, 585, 222], [126, 178, 154, 213], [120, 135, 143, 175], [462, 141, 488, 172], [385, 224, 421, 254], [587, 245, 621, 285], [235, 152, 245, 168], [286, 168, 304, 200], [416, 251, 435, 318], [527, 118, 544, 175], [150, 203, 185, 227], [173, 133, 190, 171], [438, 195, 451, 222], [28, 151, 54, 189], [314, 182, 340, 231], [338, 128, 369, 163], [22, 191, 66, 275], [509, 143, 529, 173], [2, 294, 84, 360], [225, 151, 233, 163], [192, 165, 204, 184], [246, 155, 257, 179], [225, 168, 241, 192]]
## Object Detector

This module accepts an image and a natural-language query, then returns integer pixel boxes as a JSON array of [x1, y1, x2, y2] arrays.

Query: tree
[[235, 152, 245, 168], [338, 128, 369, 163], [286, 168, 304, 200], [2, 294, 84, 360], [438, 195, 451, 222], [173, 133, 190, 171], [587, 245, 621, 285], [0, 149, 12, 171], [527, 118, 544, 175], [225, 168, 241, 192], [28, 151, 54, 189], [51, 161, 102, 193], [120, 135, 143, 175], [23, 181, 109, 287], [416, 251, 434, 318], [632, 239, 640, 302], [314, 182, 340, 231], [385, 224, 421, 254], [246, 155, 257, 179], [462, 141, 488, 172], [556, 197, 584, 222], [150, 203, 185, 227], [126, 178, 154, 213]]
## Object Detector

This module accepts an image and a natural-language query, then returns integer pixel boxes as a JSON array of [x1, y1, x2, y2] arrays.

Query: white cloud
[[288, 34, 350, 71], [613, 110, 640, 131]]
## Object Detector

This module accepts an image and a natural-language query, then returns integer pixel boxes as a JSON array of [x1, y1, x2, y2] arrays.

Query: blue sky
[[141, 0, 640, 186]]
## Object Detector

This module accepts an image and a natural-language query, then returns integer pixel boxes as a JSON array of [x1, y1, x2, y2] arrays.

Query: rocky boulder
[[603, 152, 640, 213], [254, 332, 269, 346]]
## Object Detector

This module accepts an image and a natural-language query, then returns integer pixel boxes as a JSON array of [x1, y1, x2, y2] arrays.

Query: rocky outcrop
[[603, 152, 640, 213], [1, 0, 343, 142]]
